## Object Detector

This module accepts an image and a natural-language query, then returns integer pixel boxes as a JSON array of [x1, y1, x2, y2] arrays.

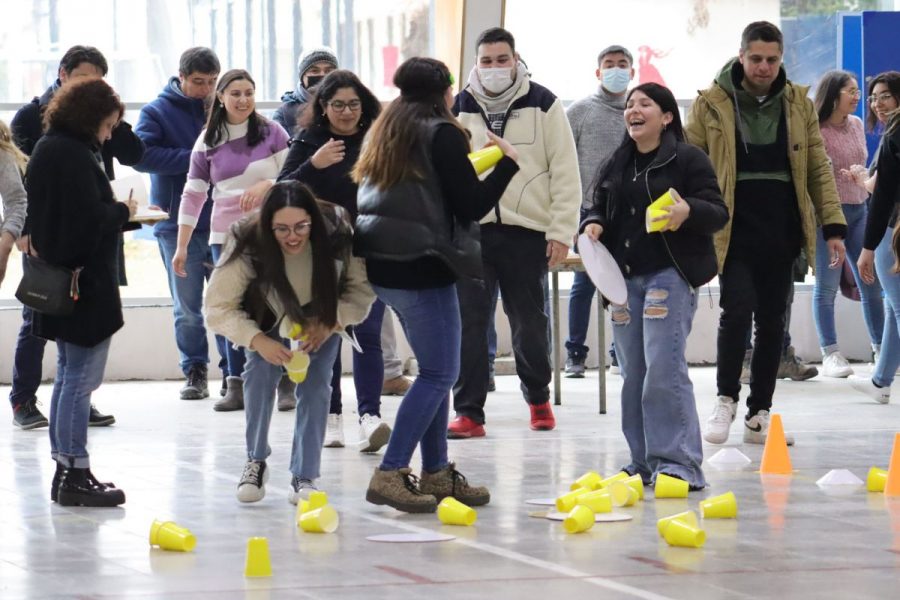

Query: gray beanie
[[597, 44, 633, 66], [297, 46, 339, 77]]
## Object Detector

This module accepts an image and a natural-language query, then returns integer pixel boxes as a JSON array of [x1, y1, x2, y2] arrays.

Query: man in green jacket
[[685, 21, 846, 445]]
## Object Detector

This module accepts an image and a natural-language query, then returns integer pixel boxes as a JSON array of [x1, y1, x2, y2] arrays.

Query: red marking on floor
[[627, 555, 694, 574], [375, 565, 435, 584]]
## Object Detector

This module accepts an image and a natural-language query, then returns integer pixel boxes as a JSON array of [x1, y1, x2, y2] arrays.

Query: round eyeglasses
[[272, 222, 312, 238]]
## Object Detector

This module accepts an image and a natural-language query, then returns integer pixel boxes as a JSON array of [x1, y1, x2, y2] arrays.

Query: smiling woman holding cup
[[580, 82, 727, 491]]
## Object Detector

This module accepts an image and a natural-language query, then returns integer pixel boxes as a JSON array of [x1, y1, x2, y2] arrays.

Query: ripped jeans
[[610, 268, 706, 489]]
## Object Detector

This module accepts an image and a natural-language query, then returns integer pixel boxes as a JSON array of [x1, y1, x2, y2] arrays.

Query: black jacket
[[26, 130, 132, 347], [277, 125, 364, 219], [864, 123, 900, 250], [581, 131, 729, 288]]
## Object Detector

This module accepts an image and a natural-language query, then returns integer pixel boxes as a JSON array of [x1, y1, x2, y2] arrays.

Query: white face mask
[[478, 67, 515, 94], [602, 67, 631, 94]]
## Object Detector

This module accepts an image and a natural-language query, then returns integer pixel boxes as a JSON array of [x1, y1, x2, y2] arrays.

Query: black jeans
[[454, 224, 551, 423], [717, 253, 794, 415]]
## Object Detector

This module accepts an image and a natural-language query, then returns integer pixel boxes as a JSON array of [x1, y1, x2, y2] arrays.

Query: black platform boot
[[57, 467, 125, 507], [52, 463, 117, 503]]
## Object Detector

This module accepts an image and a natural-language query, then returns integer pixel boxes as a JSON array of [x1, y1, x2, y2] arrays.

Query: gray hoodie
[[566, 85, 627, 210]]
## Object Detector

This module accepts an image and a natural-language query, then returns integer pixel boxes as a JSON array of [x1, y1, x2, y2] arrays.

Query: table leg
[[597, 292, 606, 414], [552, 271, 561, 406]]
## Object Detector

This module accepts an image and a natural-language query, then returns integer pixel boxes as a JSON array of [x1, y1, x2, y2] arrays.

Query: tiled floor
[[1, 366, 899, 599]]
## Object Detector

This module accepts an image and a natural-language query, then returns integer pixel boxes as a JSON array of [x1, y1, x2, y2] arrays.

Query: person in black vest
[[9, 45, 144, 430], [27, 79, 137, 507], [353, 57, 519, 513]]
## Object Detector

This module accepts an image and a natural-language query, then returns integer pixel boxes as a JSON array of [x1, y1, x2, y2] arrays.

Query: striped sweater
[[179, 119, 289, 244]]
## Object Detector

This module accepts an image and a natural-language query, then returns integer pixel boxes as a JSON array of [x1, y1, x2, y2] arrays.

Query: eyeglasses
[[868, 92, 895, 104], [327, 99, 362, 112], [272, 222, 312, 238], [841, 89, 862, 98]]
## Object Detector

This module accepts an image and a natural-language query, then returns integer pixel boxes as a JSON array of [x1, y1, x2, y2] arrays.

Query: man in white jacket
[[449, 27, 581, 437]]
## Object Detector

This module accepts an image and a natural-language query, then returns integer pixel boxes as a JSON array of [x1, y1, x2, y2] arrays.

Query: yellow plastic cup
[[556, 487, 591, 512], [468, 145, 503, 175], [571, 471, 603, 491], [597, 471, 630, 489], [295, 500, 310, 525], [576, 490, 613, 514], [609, 481, 639, 507], [299, 505, 340, 533], [655, 473, 689, 499], [645, 188, 677, 233], [563, 505, 595, 534], [149, 519, 197, 552], [699, 491, 738, 519], [309, 490, 328, 510], [437, 497, 477, 526], [663, 517, 706, 548], [622, 474, 645, 500], [657, 510, 699, 537], [244, 537, 273, 577], [868, 467, 888, 493], [286, 351, 310, 383]]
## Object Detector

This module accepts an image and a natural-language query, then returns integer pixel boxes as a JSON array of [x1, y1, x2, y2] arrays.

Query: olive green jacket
[[685, 71, 846, 273]]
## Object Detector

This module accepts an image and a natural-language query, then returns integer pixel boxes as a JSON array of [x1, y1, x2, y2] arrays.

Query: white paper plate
[[366, 532, 456, 543], [545, 511, 633, 523], [577, 233, 627, 305], [525, 498, 557, 506]]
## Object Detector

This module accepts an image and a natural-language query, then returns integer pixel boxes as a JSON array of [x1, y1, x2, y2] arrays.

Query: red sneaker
[[529, 402, 556, 431], [447, 415, 485, 439]]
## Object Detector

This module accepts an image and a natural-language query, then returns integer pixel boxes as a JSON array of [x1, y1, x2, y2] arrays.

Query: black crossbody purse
[[15, 239, 82, 316]]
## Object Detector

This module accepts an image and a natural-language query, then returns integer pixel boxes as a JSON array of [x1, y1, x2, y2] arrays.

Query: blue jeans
[[157, 230, 223, 374], [244, 331, 340, 480], [873, 228, 900, 387], [210, 243, 247, 377], [329, 299, 386, 418], [49, 338, 112, 468], [813, 203, 884, 352], [374, 285, 459, 472], [611, 268, 706, 488], [9, 304, 47, 410], [565, 270, 595, 358]]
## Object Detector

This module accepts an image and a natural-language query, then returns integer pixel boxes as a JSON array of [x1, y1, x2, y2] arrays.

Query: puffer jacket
[[684, 59, 846, 272]]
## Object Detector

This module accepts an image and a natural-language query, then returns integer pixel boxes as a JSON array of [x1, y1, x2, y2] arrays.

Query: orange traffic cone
[[885, 433, 900, 498], [759, 413, 793, 475]]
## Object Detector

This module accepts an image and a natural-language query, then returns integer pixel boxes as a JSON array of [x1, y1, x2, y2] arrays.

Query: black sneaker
[[237, 460, 268, 503], [88, 405, 116, 427], [12, 399, 49, 430], [565, 355, 586, 378], [180, 364, 210, 400]]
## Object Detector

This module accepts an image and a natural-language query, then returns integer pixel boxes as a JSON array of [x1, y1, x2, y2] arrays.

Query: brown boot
[[419, 462, 490, 506], [276, 373, 296, 411], [366, 467, 437, 513], [382, 375, 412, 396], [214, 376, 244, 412]]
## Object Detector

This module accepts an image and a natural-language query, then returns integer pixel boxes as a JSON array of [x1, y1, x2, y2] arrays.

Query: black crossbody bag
[[15, 239, 82, 316]]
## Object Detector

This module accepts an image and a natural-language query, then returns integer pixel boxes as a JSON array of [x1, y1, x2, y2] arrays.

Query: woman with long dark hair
[[812, 70, 884, 377], [277, 70, 391, 451], [175, 69, 290, 411], [852, 71, 900, 404], [205, 181, 373, 503], [352, 57, 519, 513], [27, 79, 137, 506], [582, 82, 727, 491]]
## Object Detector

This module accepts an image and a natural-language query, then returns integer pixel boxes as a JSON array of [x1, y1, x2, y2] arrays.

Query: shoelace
[[401, 472, 429, 496], [711, 403, 733, 424], [449, 467, 470, 495], [241, 462, 262, 486], [187, 368, 205, 388]]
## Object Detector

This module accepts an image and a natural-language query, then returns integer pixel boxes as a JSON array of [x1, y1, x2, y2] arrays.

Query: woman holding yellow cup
[[580, 83, 727, 492]]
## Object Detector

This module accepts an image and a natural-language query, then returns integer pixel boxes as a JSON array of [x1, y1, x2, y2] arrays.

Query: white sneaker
[[324, 414, 345, 448], [822, 351, 853, 378], [237, 460, 268, 503], [288, 476, 318, 505], [358, 414, 391, 453], [703, 396, 737, 444], [743, 410, 795, 445], [849, 375, 890, 404]]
